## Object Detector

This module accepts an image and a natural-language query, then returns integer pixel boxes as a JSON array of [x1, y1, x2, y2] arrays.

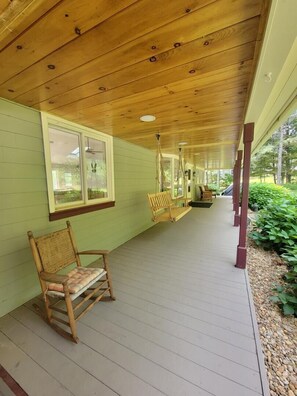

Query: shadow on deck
[[0, 197, 269, 396]]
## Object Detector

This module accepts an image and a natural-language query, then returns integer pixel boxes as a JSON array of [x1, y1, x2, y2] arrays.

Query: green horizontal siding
[[0, 98, 155, 318]]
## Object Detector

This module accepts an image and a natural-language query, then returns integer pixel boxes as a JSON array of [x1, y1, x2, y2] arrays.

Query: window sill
[[49, 201, 115, 221]]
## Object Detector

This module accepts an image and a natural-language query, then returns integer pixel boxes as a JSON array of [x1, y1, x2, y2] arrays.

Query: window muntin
[[85, 137, 108, 201], [42, 114, 114, 214]]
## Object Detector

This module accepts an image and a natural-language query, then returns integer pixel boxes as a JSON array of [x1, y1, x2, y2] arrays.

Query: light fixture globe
[[140, 114, 156, 122]]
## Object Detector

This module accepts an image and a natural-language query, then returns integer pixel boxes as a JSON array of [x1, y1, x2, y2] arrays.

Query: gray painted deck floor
[[0, 197, 268, 396]]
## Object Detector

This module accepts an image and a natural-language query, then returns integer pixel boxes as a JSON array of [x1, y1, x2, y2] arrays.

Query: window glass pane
[[162, 158, 172, 192], [48, 127, 82, 205], [85, 137, 108, 200], [173, 158, 183, 197]]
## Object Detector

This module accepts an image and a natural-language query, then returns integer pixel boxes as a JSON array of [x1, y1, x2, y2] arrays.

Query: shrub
[[207, 183, 219, 193], [271, 283, 297, 316], [248, 183, 293, 210], [284, 183, 297, 193], [250, 199, 297, 254], [271, 246, 297, 317], [220, 174, 233, 189], [249, 193, 297, 317]]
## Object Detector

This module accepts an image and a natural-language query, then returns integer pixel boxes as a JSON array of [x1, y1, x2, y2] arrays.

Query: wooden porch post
[[235, 123, 254, 269], [232, 164, 236, 208], [233, 150, 243, 226]]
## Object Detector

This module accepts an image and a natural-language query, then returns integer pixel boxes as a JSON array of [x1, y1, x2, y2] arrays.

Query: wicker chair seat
[[47, 267, 106, 300]]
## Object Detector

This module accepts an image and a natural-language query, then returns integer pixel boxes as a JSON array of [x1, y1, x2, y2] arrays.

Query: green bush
[[220, 174, 233, 189], [271, 246, 297, 317], [248, 183, 293, 210], [284, 183, 297, 193], [207, 183, 219, 193], [249, 194, 297, 317], [54, 189, 82, 204], [250, 199, 297, 253]]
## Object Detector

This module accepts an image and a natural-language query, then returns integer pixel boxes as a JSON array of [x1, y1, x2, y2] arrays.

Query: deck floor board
[[0, 197, 267, 396]]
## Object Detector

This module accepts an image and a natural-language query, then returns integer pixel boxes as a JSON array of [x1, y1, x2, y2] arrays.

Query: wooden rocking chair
[[27, 221, 115, 343]]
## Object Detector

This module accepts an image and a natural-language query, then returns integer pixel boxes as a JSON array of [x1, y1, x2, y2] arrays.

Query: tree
[[251, 143, 277, 182], [282, 115, 297, 183], [251, 112, 297, 183], [276, 124, 284, 184]]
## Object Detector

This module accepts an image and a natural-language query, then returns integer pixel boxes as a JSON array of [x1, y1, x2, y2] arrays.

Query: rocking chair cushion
[[47, 267, 106, 297]]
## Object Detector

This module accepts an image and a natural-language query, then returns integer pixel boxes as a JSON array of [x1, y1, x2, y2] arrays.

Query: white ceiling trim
[[241, 0, 297, 153]]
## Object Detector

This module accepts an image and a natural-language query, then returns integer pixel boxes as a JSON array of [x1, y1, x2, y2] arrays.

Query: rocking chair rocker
[[27, 221, 115, 343]]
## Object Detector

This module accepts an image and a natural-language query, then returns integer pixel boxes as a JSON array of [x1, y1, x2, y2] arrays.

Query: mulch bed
[[247, 239, 297, 396]]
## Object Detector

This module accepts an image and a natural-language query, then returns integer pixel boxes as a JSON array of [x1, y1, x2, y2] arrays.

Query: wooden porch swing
[[147, 134, 192, 223]]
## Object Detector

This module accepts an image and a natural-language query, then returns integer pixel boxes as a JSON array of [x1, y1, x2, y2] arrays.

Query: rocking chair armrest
[[40, 271, 69, 284], [78, 249, 109, 256]]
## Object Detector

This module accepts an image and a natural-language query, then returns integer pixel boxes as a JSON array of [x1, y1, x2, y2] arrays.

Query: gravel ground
[[247, 239, 297, 396]]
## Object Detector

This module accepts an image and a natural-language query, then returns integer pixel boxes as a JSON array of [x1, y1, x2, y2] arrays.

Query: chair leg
[[64, 288, 78, 343], [44, 295, 53, 323], [103, 255, 116, 300], [107, 273, 116, 300]]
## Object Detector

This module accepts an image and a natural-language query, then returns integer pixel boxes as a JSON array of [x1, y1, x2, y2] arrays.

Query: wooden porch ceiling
[[0, 0, 270, 169]]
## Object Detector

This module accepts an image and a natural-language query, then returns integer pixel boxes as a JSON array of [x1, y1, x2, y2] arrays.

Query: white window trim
[[41, 112, 115, 214], [162, 153, 185, 199]]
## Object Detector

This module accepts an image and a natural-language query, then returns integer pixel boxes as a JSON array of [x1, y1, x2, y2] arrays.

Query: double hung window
[[42, 114, 114, 219]]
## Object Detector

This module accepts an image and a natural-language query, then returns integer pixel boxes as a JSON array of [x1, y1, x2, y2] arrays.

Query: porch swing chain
[[176, 147, 188, 207], [155, 133, 165, 192], [175, 147, 183, 203]]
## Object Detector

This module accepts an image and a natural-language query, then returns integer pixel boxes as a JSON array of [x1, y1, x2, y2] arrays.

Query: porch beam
[[235, 123, 254, 269], [233, 150, 243, 226]]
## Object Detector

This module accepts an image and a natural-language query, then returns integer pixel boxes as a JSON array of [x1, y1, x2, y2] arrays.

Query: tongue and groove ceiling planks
[[0, 0, 270, 169]]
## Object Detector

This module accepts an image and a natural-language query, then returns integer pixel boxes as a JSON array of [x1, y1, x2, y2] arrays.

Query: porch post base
[[234, 213, 240, 226], [235, 246, 247, 269]]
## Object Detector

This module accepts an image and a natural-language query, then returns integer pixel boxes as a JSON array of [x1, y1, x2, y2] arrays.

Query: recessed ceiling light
[[140, 114, 156, 122], [178, 141, 188, 145]]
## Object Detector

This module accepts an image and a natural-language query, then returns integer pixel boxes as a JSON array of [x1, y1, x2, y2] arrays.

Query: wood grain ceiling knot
[[74, 27, 81, 35], [149, 56, 157, 62], [47, 64, 55, 70], [16, 45, 22, 49], [174, 42, 181, 48]]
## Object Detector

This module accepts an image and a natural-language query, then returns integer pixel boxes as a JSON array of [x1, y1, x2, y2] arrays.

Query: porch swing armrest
[[40, 271, 69, 284], [78, 250, 109, 256]]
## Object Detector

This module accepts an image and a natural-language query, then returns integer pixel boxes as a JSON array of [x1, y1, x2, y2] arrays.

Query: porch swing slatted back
[[148, 191, 191, 223]]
